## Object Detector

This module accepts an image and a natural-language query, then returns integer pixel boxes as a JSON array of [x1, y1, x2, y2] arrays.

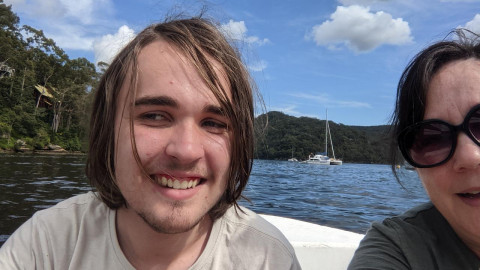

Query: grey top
[[0, 192, 301, 269], [348, 202, 480, 270]]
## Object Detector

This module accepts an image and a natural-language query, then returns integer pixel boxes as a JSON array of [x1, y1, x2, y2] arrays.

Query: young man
[[0, 17, 301, 269]]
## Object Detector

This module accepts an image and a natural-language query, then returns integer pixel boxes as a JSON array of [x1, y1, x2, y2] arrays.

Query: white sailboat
[[288, 147, 298, 162], [301, 112, 331, 165]]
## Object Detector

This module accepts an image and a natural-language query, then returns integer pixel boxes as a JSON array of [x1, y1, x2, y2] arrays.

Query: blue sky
[[4, 0, 480, 126]]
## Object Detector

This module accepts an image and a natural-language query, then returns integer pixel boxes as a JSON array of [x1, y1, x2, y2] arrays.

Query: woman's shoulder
[[348, 202, 478, 270], [349, 203, 438, 269], [377, 202, 439, 233]]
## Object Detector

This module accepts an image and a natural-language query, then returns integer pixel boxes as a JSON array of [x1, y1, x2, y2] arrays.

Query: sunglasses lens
[[406, 122, 452, 166], [469, 108, 480, 142]]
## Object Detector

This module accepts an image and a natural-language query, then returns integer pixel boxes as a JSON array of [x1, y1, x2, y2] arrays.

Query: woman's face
[[417, 58, 480, 254]]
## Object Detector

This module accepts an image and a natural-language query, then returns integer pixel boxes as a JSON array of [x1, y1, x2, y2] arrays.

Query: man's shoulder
[[221, 206, 295, 253], [27, 191, 115, 253], [50, 192, 99, 208], [196, 206, 300, 269], [32, 191, 109, 226], [1, 192, 127, 269], [223, 206, 283, 233]]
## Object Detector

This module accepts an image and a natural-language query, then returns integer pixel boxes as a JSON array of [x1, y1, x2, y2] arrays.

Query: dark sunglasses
[[398, 104, 480, 168]]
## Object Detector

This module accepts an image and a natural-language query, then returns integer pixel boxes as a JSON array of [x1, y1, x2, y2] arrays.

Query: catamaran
[[301, 110, 342, 165]]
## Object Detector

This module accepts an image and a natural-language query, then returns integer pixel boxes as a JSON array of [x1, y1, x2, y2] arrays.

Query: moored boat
[[288, 147, 298, 162], [301, 152, 331, 165], [302, 109, 343, 166], [301, 111, 331, 165]]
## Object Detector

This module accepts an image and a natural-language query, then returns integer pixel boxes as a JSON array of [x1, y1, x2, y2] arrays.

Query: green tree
[[0, 2, 100, 151]]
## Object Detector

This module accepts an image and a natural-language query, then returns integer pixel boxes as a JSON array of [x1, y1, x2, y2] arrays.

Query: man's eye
[[141, 113, 165, 121], [202, 120, 228, 133]]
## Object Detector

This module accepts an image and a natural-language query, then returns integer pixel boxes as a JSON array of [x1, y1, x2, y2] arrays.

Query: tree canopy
[[254, 111, 392, 164], [0, 1, 99, 151]]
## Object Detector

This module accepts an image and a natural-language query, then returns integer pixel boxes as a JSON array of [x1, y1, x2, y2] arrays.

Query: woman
[[348, 29, 480, 269]]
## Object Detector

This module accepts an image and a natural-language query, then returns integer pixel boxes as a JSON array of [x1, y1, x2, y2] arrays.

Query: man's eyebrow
[[204, 105, 227, 116], [135, 96, 226, 116], [134, 96, 178, 107]]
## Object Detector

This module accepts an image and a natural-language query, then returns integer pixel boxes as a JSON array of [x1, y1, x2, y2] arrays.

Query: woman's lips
[[458, 191, 480, 199]]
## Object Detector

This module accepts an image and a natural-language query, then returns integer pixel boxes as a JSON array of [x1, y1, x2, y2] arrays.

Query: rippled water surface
[[0, 154, 428, 246]]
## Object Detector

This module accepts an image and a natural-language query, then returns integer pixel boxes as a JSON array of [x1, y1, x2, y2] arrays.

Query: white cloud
[[5, 0, 66, 19], [44, 24, 94, 50], [5, 0, 113, 24], [461, 14, 480, 34], [291, 93, 371, 108], [268, 105, 304, 116], [92, 25, 136, 65], [220, 20, 269, 46], [248, 60, 268, 72], [308, 5, 412, 52], [5, 0, 115, 52]]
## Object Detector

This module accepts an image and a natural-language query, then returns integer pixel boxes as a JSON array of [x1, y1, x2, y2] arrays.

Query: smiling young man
[[0, 17, 301, 269]]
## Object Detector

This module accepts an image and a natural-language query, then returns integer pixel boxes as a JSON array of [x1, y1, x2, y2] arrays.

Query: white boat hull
[[330, 159, 343, 165], [302, 160, 330, 165], [261, 214, 363, 270], [301, 154, 331, 165]]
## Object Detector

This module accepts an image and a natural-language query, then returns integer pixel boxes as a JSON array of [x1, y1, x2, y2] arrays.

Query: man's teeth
[[156, 176, 199, 189]]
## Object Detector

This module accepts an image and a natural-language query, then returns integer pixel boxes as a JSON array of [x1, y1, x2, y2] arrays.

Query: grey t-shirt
[[0, 192, 300, 269], [348, 202, 480, 270]]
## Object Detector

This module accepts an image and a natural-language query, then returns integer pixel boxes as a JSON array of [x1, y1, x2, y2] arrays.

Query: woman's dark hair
[[390, 28, 480, 180]]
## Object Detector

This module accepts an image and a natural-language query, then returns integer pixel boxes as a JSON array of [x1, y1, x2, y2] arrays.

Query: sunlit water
[[0, 154, 428, 246]]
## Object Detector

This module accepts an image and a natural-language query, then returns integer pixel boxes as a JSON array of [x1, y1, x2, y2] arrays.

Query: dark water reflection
[[0, 154, 92, 245], [0, 154, 428, 246]]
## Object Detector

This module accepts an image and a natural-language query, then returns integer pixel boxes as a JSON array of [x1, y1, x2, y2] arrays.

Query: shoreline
[[0, 149, 86, 155]]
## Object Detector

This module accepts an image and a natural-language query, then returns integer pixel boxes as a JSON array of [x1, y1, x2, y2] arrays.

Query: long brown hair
[[86, 16, 256, 220]]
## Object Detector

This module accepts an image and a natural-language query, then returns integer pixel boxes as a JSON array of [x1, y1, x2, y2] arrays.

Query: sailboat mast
[[325, 109, 328, 155], [328, 120, 336, 159]]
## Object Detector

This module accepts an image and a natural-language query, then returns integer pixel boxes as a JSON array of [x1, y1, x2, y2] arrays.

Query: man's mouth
[[153, 175, 200, 190]]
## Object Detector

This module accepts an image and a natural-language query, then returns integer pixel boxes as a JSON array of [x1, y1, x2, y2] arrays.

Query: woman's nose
[[452, 133, 480, 171], [165, 122, 204, 164]]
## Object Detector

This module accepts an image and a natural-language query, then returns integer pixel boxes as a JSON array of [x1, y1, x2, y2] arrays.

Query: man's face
[[114, 40, 232, 233]]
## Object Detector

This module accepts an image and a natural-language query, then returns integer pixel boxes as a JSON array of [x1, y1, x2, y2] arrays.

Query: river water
[[0, 153, 428, 246]]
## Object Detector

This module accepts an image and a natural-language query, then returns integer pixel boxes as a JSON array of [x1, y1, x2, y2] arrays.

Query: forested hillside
[[0, 2, 99, 151], [254, 111, 392, 164], [0, 2, 393, 164]]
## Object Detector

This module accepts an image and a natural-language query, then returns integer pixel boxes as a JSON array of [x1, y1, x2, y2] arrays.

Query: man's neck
[[115, 207, 213, 270]]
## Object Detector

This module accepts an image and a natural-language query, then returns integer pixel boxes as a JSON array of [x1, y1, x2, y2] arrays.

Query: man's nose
[[165, 121, 204, 164]]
